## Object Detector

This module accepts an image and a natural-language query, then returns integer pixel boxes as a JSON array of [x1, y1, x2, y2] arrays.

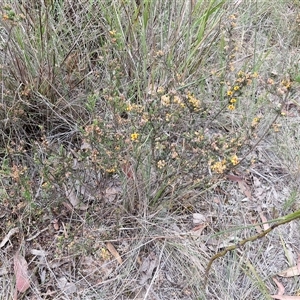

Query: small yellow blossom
[[161, 94, 170, 106], [155, 142, 165, 151], [187, 92, 201, 111], [126, 104, 133, 111], [238, 71, 245, 77], [157, 86, 165, 94], [228, 104, 235, 110], [272, 123, 281, 132], [131, 132, 139, 141], [173, 95, 185, 108], [230, 155, 239, 166], [251, 117, 260, 127], [176, 73, 182, 81], [166, 113, 172, 122], [157, 160, 166, 169], [227, 90, 233, 97], [140, 114, 149, 125], [156, 50, 164, 57], [101, 248, 111, 260], [106, 167, 116, 173], [233, 86, 240, 91], [229, 98, 237, 103], [171, 151, 178, 159], [281, 79, 291, 90], [211, 160, 226, 174], [2, 14, 9, 21], [252, 72, 259, 78]]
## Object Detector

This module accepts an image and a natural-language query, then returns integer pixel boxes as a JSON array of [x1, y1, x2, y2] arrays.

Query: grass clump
[[0, 0, 300, 299]]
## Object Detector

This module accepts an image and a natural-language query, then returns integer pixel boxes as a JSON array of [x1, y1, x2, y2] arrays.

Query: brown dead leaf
[[238, 180, 252, 199], [192, 213, 206, 225], [14, 252, 30, 293], [57, 276, 77, 294], [106, 242, 122, 264], [138, 252, 159, 285], [270, 277, 300, 299], [273, 277, 285, 295], [121, 160, 134, 179], [259, 211, 270, 230], [226, 174, 243, 182], [105, 186, 122, 202], [278, 266, 300, 277], [63, 184, 79, 207], [63, 184, 88, 210], [190, 223, 208, 239], [227, 174, 252, 199]]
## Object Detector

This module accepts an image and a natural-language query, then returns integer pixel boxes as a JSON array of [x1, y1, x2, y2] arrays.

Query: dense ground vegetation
[[0, 0, 300, 299]]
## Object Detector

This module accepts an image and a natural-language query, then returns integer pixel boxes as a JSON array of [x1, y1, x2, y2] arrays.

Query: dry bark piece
[[106, 242, 122, 264], [0, 227, 19, 248]]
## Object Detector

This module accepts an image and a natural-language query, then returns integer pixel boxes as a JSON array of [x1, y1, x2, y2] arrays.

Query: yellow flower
[[157, 160, 166, 169], [233, 86, 240, 91], [157, 86, 165, 94], [229, 98, 237, 103], [230, 155, 239, 166], [227, 90, 234, 97], [211, 160, 226, 174], [238, 71, 245, 77], [228, 104, 235, 110], [131, 132, 139, 141], [251, 117, 260, 127], [126, 104, 133, 111], [165, 113, 172, 122], [281, 79, 291, 90], [101, 248, 111, 260], [187, 92, 201, 111], [106, 167, 116, 173], [173, 95, 185, 108], [161, 94, 170, 106]]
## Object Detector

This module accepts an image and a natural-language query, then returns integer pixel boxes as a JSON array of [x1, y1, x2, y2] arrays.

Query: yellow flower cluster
[[173, 95, 185, 108], [161, 94, 185, 109], [126, 103, 143, 113], [230, 155, 239, 166], [187, 92, 201, 111], [227, 71, 259, 110], [130, 132, 139, 141], [211, 160, 226, 174], [161, 95, 171, 106], [157, 160, 166, 169]]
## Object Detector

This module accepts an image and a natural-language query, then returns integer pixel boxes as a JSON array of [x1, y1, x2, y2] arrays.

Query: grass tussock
[[0, 0, 300, 299]]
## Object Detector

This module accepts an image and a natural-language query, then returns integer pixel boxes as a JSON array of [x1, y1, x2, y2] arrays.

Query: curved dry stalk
[[204, 209, 300, 287]]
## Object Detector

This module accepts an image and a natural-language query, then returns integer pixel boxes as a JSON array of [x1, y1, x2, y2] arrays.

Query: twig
[[204, 209, 300, 286]]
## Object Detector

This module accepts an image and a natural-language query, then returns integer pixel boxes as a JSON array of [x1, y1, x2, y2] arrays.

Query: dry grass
[[0, 0, 300, 299]]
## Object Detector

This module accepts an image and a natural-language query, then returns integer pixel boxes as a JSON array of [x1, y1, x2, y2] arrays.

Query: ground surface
[[1, 1, 300, 299]]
